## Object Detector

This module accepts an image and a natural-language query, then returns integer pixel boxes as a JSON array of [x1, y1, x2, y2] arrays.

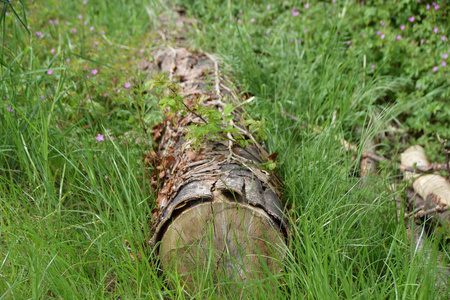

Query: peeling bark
[[143, 47, 288, 287]]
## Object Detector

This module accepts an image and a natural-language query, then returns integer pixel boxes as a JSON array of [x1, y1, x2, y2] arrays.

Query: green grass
[[1, 0, 449, 299]]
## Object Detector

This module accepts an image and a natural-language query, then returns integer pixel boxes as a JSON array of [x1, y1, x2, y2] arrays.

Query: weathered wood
[[401, 145, 450, 227], [143, 47, 288, 288]]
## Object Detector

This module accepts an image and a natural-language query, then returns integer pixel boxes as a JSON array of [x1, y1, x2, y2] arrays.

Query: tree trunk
[[144, 48, 288, 288]]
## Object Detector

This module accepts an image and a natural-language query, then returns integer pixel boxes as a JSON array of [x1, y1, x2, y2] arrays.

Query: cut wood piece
[[160, 190, 285, 288], [400, 145, 431, 180], [413, 175, 450, 208], [401, 145, 449, 229], [143, 47, 288, 290]]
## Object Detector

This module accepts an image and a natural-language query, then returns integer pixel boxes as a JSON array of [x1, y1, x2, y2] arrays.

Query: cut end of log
[[401, 145, 431, 180], [159, 190, 286, 288]]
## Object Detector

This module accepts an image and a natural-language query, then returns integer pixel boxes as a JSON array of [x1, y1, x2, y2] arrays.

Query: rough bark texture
[[142, 47, 288, 286]]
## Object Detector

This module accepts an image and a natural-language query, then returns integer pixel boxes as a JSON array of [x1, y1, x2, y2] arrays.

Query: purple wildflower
[[441, 61, 446, 66], [95, 134, 104, 142], [434, 27, 438, 33], [6, 106, 14, 112], [47, 70, 53, 75], [371, 65, 375, 69], [444, 53, 448, 59], [292, 7, 299, 16], [237, 19, 242, 23], [377, 30, 382, 35], [90, 27, 94, 31], [267, 5, 271, 10], [250, 18, 255, 23], [124, 83, 131, 88], [381, 34, 385, 39], [35, 31, 42, 36], [92, 69, 98, 75], [409, 16, 415, 22], [396, 35, 402, 40], [441, 36, 446, 41], [305, 3, 309, 9], [72, 28, 77, 34], [400, 25, 405, 30], [432, 66, 438, 72]]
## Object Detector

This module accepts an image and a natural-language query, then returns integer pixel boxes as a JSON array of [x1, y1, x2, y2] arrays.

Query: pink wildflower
[[441, 61, 446, 66], [95, 134, 104, 142], [396, 35, 402, 40], [409, 16, 415, 22], [92, 69, 98, 75], [47, 70, 53, 75], [305, 3, 309, 9], [432, 66, 438, 72], [266, 5, 271, 10], [434, 27, 438, 33], [400, 25, 405, 30], [6, 106, 14, 112], [124, 83, 131, 88]]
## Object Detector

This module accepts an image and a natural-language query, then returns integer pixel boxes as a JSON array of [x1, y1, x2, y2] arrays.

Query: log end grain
[[159, 190, 286, 288]]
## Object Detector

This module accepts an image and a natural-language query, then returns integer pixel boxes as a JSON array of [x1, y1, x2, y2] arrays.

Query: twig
[[234, 96, 254, 111], [399, 162, 448, 173], [437, 132, 449, 179]]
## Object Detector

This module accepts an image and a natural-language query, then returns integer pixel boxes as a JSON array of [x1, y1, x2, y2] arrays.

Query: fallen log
[[401, 145, 450, 229], [143, 48, 288, 288]]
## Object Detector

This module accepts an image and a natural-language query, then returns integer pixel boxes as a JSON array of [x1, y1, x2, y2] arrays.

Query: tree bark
[[143, 48, 288, 288]]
